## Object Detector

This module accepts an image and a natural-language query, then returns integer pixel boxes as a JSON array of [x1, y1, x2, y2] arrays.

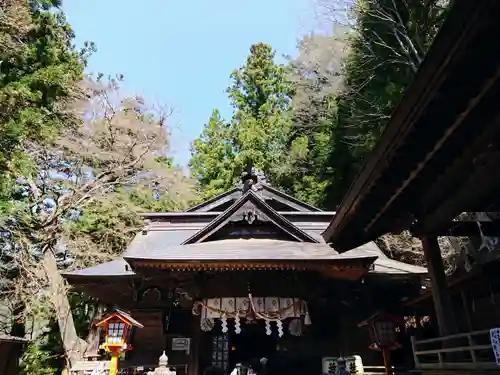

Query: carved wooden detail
[[141, 287, 163, 304], [229, 201, 270, 224], [131, 261, 372, 282]]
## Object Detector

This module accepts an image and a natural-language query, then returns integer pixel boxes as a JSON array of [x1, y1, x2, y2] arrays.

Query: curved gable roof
[[182, 190, 319, 244]]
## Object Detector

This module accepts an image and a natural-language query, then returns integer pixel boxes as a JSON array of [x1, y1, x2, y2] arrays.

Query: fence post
[[467, 333, 477, 363], [410, 336, 419, 368]]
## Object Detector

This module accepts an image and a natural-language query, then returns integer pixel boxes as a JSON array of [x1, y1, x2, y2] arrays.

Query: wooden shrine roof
[[63, 240, 427, 280], [64, 259, 137, 278], [64, 167, 427, 284], [126, 239, 343, 260], [323, 0, 500, 251], [124, 239, 379, 277], [345, 245, 427, 276]]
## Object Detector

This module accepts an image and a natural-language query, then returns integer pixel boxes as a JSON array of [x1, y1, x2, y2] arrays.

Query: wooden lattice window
[[212, 333, 230, 374]]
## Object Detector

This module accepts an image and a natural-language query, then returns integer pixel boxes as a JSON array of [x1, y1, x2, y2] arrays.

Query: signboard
[[172, 337, 191, 355], [322, 356, 364, 375], [490, 328, 500, 365]]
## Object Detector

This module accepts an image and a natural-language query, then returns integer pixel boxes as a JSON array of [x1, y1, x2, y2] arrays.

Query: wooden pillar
[[188, 316, 201, 375], [382, 348, 392, 375], [460, 291, 474, 332], [414, 313, 422, 339], [421, 236, 457, 336]]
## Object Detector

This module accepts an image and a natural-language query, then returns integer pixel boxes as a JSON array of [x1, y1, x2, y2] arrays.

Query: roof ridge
[[186, 187, 241, 212], [258, 183, 322, 212]]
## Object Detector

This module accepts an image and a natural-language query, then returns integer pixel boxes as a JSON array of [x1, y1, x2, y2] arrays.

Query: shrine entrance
[[229, 321, 277, 370]]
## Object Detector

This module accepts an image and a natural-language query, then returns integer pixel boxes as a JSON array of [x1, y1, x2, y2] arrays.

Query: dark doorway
[[229, 322, 276, 370]]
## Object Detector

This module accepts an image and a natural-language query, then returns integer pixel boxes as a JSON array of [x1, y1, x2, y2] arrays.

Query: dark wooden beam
[[417, 104, 500, 218], [414, 220, 500, 237]]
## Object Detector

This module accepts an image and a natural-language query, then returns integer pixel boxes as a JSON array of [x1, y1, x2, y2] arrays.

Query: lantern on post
[[359, 313, 403, 375], [96, 309, 143, 375]]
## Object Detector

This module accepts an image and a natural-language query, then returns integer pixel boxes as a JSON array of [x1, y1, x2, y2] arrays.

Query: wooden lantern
[[95, 309, 143, 375], [359, 313, 403, 375]]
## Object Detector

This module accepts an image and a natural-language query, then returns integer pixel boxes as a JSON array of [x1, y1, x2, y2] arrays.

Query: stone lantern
[[148, 351, 177, 375]]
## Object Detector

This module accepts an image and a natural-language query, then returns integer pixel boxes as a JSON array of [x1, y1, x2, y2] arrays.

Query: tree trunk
[[84, 305, 105, 359], [43, 250, 86, 366]]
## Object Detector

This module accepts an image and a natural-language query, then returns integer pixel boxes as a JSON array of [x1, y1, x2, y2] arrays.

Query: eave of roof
[[124, 239, 378, 280], [342, 243, 427, 276], [62, 259, 137, 279], [125, 239, 341, 261], [322, 0, 500, 250], [97, 309, 144, 328], [0, 335, 29, 343], [63, 239, 425, 280]]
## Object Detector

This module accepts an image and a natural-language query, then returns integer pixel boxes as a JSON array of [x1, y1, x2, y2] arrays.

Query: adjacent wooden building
[[322, 0, 500, 371], [65, 170, 426, 374], [0, 335, 28, 375]]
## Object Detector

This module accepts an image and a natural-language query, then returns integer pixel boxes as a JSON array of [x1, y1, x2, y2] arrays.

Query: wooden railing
[[411, 329, 496, 370], [363, 365, 409, 375]]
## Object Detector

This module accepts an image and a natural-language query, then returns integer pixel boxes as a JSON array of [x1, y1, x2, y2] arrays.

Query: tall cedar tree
[[0, 0, 89, 187], [189, 43, 294, 199], [189, 109, 235, 199]]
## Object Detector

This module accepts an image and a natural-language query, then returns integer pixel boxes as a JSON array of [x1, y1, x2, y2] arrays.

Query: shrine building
[[64, 168, 427, 375]]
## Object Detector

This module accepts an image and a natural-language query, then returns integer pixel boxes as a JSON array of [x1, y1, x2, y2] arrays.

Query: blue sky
[[63, 0, 314, 168]]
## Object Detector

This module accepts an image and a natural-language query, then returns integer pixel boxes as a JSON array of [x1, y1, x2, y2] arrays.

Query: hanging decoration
[[221, 315, 229, 333], [200, 318, 214, 332], [304, 310, 312, 326], [193, 295, 311, 336], [276, 320, 284, 337], [288, 319, 303, 336], [265, 320, 272, 335], [234, 315, 242, 334]]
